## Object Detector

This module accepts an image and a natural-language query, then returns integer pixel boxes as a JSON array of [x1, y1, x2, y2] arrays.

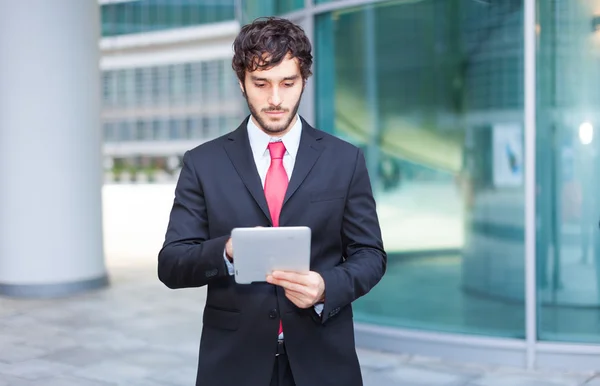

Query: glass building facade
[[100, 0, 600, 371]]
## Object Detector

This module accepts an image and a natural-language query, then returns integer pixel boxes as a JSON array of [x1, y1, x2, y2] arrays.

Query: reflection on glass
[[316, 0, 525, 337], [537, 0, 600, 343]]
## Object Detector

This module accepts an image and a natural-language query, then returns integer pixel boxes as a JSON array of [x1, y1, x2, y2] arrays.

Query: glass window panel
[[167, 65, 177, 104], [191, 62, 203, 104], [186, 0, 200, 26], [135, 120, 145, 140], [316, 0, 525, 338], [185, 118, 196, 139], [152, 120, 165, 140], [101, 5, 114, 36], [103, 122, 115, 142], [135, 68, 144, 106], [124, 68, 135, 107], [102, 71, 113, 107], [184, 63, 194, 103], [242, 0, 304, 21], [277, 0, 304, 14], [101, 0, 236, 37], [169, 119, 184, 140], [115, 69, 128, 107], [536, 0, 600, 343], [201, 61, 219, 105], [119, 121, 134, 141]]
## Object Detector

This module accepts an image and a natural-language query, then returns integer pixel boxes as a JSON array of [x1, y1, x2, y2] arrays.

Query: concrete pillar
[[0, 0, 108, 297]]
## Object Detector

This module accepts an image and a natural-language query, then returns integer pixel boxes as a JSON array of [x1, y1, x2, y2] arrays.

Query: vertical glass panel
[[116, 69, 128, 107], [280, 0, 305, 13], [151, 66, 161, 106], [124, 68, 135, 107], [102, 71, 113, 107], [537, 0, 600, 343], [136, 120, 146, 140], [134, 68, 144, 106], [316, 0, 525, 337], [103, 122, 116, 142]]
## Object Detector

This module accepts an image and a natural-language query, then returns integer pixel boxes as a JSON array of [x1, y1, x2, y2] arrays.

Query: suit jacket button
[[205, 269, 218, 278], [269, 309, 278, 319]]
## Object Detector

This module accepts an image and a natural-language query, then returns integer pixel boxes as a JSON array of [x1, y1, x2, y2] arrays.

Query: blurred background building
[[2, 0, 600, 375], [100, 0, 245, 183]]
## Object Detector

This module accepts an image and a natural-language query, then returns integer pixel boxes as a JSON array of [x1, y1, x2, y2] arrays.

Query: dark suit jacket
[[158, 116, 387, 386]]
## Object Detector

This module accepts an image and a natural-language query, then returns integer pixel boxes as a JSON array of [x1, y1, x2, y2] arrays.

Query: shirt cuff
[[224, 251, 234, 276], [314, 303, 324, 316]]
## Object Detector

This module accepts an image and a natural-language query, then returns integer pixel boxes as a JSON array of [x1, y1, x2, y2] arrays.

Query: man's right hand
[[225, 238, 233, 263]]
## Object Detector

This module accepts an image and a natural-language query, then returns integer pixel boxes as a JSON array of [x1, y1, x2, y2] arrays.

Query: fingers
[[267, 271, 325, 309], [267, 275, 305, 294], [225, 238, 234, 262], [270, 270, 310, 285], [267, 276, 320, 304]]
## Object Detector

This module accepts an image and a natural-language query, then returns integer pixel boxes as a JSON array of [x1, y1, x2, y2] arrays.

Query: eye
[[283, 83, 294, 87], [254, 83, 266, 88]]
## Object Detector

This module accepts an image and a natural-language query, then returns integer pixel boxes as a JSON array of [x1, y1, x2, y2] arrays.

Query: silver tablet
[[231, 226, 311, 284]]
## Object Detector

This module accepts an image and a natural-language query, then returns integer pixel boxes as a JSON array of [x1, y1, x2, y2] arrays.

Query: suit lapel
[[223, 118, 272, 223], [284, 118, 324, 206]]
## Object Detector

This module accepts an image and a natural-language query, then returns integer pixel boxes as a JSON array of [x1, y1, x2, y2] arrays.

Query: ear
[[238, 79, 245, 94]]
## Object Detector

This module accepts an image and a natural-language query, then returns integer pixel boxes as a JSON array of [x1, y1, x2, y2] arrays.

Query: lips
[[265, 111, 286, 117]]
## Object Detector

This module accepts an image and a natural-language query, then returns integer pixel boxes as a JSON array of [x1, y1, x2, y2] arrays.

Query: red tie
[[264, 141, 288, 336]]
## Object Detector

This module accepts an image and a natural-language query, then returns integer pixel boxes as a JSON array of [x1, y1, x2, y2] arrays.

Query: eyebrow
[[250, 75, 300, 82]]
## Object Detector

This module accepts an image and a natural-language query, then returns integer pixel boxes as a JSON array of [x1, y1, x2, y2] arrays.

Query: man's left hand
[[266, 271, 325, 309]]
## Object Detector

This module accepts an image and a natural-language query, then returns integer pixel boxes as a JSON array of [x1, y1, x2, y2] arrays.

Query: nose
[[268, 87, 282, 107]]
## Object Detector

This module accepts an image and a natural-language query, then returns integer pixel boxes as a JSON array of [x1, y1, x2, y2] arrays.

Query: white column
[[0, 0, 108, 297]]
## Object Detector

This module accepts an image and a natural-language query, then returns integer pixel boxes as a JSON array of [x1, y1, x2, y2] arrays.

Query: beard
[[243, 89, 303, 135]]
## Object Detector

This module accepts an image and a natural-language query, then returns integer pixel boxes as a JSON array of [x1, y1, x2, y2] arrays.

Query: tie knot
[[268, 141, 286, 160]]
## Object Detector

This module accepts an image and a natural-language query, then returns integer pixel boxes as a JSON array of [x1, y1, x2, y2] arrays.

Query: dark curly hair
[[232, 17, 313, 83]]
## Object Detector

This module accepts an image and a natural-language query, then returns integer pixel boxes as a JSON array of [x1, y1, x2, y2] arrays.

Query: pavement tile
[[40, 347, 126, 367], [0, 375, 36, 386], [27, 375, 115, 386], [468, 373, 587, 386], [147, 365, 199, 386], [0, 343, 49, 364], [0, 359, 78, 381], [357, 348, 408, 371], [70, 361, 155, 384], [385, 365, 473, 385]]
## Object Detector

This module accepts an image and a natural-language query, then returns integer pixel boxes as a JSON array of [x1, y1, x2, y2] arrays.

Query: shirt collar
[[247, 114, 302, 159]]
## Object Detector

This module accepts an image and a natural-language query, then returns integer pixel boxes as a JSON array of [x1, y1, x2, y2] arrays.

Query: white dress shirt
[[224, 115, 324, 319]]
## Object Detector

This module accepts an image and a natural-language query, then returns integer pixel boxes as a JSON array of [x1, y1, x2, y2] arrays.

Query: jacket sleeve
[[319, 148, 387, 323], [158, 150, 230, 289]]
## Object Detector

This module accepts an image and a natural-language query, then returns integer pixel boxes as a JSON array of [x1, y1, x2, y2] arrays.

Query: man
[[158, 17, 387, 386]]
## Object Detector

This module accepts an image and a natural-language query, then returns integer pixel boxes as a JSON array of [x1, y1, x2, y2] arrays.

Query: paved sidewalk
[[0, 256, 599, 386]]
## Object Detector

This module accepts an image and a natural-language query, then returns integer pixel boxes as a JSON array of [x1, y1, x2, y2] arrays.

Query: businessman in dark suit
[[158, 17, 387, 386]]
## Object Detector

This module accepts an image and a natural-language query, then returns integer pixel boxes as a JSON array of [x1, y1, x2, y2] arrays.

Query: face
[[240, 54, 304, 137]]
